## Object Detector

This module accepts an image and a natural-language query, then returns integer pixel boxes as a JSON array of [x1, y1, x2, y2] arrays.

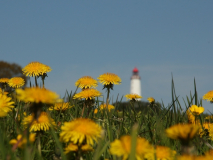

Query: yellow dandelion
[[99, 103, 115, 112], [196, 156, 211, 160], [136, 137, 153, 159], [189, 105, 204, 115], [202, 123, 211, 131], [110, 135, 152, 160], [204, 153, 213, 160], [22, 112, 56, 132], [186, 109, 196, 124], [64, 143, 78, 153], [16, 87, 61, 104], [22, 61, 52, 77], [145, 146, 176, 160], [8, 77, 25, 88], [199, 122, 213, 138], [81, 144, 93, 152], [49, 102, 73, 111], [203, 90, 213, 102], [64, 143, 93, 154], [75, 76, 98, 89], [110, 136, 131, 160], [41, 64, 52, 75], [177, 155, 209, 160], [94, 108, 98, 114], [0, 94, 14, 117], [165, 123, 199, 142], [176, 155, 197, 160], [205, 115, 213, 120], [9, 133, 36, 148], [208, 124, 213, 141], [97, 73, 121, 86], [0, 78, 9, 83], [60, 118, 102, 145], [147, 97, 155, 103], [73, 88, 102, 100], [205, 149, 213, 157], [159, 148, 176, 160], [124, 94, 142, 101]]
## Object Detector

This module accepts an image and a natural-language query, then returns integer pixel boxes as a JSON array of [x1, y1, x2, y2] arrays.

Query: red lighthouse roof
[[133, 67, 139, 73]]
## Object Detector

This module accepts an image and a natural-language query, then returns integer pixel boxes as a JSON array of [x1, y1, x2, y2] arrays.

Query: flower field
[[0, 61, 213, 160]]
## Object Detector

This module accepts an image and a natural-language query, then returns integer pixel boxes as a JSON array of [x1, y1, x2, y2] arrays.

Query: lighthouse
[[130, 67, 142, 99]]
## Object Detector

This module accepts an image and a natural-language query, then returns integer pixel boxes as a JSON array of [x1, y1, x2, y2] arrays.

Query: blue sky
[[1, 1, 213, 112]]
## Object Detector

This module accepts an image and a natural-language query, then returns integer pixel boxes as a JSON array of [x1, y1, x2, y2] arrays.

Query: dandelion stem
[[106, 87, 110, 109], [76, 144, 83, 160], [15, 100, 20, 120], [37, 132, 41, 156], [42, 78, 45, 88], [35, 76, 38, 87], [81, 103, 85, 117], [2, 83, 6, 94], [41, 74, 46, 88]]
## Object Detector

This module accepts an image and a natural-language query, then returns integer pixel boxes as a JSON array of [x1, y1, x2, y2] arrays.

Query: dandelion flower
[[22, 62, 43, 77], [60, 118, 102, 145], [81, 144, 93, 151], [201, 123, 211, 132], [110, 135, 152, 160], [16, 87, 61, 104], [99, 103, 115, 112], [0, 78, 9, 83], [205, 149, 213, 157], [64, 143, 78, 153], [147, 97, 155, 103], [73, 88, 102, 100], [204, 154, 213, 160], [22, 61, 52, 77], [177, 155, 209, 160], [186, 109, 196, 124], [208, 124, 213, 141], [203, 90, 213, 102], [49, 102, 73, 111], [144, 146, 176, 160], [94, 108, 98, 114], [176, 155, 197, 160], [8, 77, 25, 88], [205, 115, 213, 120], [41, 64, 52, 75], [9, 133, 36, 148], [165, 124, 199, 142], [64, 143, 93, 154], [136, 137, 153, 158], [22, 112, 56, 132], [97, 73, 121, 89], [189, 105, 204, 115], [110, 136, 131, 160], [199, 122, 213, 138], [125, 94, 142, 101], [75, 76, 98, 89], [0, 94, 14, 117]]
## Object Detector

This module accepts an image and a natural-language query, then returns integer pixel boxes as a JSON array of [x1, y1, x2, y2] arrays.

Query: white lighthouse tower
[[130, 67, 141, 99]]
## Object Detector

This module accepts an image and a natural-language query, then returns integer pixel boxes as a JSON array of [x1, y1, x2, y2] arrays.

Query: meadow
[[0, 61, 213, 160]]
